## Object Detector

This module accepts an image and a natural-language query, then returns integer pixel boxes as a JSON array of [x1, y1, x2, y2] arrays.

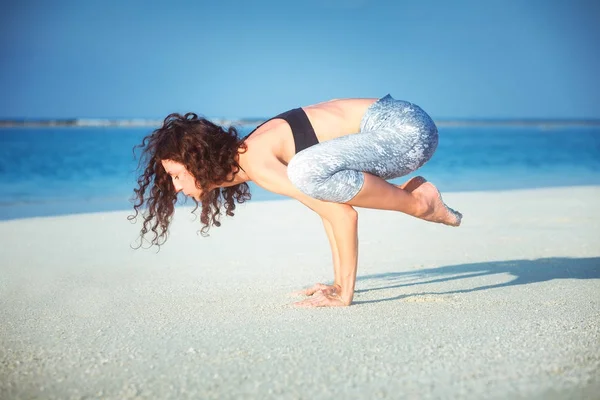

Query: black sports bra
[[244, 108, 319, 154]]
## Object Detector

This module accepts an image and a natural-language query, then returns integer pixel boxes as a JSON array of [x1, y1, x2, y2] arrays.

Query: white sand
[[1, 186, 599, 399]]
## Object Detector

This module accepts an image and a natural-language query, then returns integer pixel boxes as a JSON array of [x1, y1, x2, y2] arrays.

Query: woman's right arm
[[321, 217, 342, 292], [249, 156, 359, 306], [298, 218, 342, 297]]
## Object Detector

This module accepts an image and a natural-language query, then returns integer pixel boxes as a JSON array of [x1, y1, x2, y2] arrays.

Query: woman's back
[[303, 98, 377, 141], [245, 98, 377, 164]]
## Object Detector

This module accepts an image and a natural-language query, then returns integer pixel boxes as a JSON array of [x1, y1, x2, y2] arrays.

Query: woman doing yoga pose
[[131, 94, 462, 307]]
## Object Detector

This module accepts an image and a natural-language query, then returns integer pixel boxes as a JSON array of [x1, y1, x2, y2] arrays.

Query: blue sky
[[1, 0, 599, 120]]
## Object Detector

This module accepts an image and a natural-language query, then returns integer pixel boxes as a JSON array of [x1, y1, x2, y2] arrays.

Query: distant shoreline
[[0, 118, 263, 128], [1, 118, 600, 129]]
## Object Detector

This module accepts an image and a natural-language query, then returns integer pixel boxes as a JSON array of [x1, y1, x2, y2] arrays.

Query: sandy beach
[[1, 186, 599, 399]]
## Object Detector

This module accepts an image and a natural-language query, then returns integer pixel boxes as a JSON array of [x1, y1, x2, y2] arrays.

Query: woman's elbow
[[329, 204, 358, 225]]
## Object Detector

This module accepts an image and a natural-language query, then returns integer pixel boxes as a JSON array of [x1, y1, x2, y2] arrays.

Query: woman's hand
[[293, 290, 349, 307], [291, 282, 340, 297]]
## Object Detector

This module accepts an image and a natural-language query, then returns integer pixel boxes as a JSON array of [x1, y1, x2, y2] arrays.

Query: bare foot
[[411, 180, 463, 226], [396, 176, 427, 193]]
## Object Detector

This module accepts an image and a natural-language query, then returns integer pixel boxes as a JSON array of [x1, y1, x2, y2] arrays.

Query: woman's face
[[161, 159, 201, 201]]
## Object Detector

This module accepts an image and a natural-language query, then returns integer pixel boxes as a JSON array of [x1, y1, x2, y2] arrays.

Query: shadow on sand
[[353, 257, 600, 305]]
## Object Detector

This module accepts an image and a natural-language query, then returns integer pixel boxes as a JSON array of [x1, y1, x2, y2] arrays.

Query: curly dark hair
[[129, 112, 251, 247]]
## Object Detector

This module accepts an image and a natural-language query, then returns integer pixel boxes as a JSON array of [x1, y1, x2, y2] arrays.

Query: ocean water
[[0, 125, 599, 220]]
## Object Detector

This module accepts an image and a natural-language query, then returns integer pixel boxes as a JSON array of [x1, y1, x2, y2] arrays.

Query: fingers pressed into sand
[[289, 283, 337, 297], [293, 291, 346, 308], [290, 284, 320, 297]]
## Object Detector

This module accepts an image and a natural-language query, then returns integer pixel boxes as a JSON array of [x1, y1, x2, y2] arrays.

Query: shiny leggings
[[287, 94, 438, 203]]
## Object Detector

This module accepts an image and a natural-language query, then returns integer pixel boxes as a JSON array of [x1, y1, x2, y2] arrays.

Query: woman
[[131, 94, 462, 308]]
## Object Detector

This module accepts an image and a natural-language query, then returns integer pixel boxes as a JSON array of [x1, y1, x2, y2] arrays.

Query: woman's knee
[[287, 151, 325, 197], [402, 104, 438, 167], [288, 158, 364, 203], [287, 164, 331, 201], [418, 113, 438, 163], [411, 104, 438, 142]]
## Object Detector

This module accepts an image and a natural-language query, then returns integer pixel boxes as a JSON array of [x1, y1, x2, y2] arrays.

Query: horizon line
[[1, 117, 600, 128]]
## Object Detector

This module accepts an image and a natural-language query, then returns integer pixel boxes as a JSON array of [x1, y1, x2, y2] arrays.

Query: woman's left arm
[[250, 156, 358, 306]]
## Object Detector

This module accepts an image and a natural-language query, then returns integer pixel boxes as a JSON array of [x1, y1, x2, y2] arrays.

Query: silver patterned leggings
[[287, 94, 439, 203]]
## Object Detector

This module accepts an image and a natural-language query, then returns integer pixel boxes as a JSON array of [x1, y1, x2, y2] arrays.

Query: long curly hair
[[129, 112, 251, 247]]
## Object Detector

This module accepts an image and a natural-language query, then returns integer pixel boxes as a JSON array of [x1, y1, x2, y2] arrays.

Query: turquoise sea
[[1, 125, 599, 220]]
